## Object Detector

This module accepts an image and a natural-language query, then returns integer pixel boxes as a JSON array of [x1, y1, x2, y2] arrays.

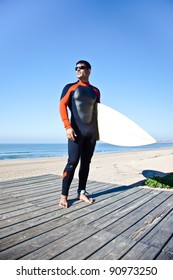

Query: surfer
[[59, 60, 101, 208]]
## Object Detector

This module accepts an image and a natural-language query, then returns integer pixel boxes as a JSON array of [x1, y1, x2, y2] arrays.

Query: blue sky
[[0, 0, 173, 143]]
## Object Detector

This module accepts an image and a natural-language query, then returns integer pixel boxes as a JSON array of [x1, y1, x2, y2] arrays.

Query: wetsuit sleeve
[[59, 84, 72, 129], [93, 86, 101, 103], [97, 89, 101, 103]]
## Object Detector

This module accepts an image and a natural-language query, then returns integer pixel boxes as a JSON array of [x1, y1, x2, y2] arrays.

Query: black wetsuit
[[59, 80, 100, 196]]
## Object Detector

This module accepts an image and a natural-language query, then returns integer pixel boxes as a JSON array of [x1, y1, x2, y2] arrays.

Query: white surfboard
[[97, 103, 156, 146]]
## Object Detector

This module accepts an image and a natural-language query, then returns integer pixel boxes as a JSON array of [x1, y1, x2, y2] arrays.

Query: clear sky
[[0, 0, 173, 143]]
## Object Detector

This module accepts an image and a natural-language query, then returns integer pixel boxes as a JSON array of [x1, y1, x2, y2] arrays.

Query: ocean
[[0, 142, 173, 161]]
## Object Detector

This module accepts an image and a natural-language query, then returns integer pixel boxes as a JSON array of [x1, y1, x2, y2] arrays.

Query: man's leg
[[59, 138, 82, 208], [77, 137, 96, 203]]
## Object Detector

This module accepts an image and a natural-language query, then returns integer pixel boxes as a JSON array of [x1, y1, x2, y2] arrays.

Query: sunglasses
[[75, 66, 89, 71]]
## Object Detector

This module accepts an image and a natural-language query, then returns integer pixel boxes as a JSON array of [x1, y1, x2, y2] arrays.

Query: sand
[[0, 148, 173, 187]]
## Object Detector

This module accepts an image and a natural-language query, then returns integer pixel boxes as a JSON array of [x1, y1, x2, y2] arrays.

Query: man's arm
[[59, 83, 78, 141]]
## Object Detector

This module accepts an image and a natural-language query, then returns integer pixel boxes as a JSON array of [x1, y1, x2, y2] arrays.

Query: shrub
[[144, 173, 173, 189]]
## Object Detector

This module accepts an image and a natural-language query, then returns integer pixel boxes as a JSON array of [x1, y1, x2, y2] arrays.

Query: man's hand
[[66, 128, 77, 141]]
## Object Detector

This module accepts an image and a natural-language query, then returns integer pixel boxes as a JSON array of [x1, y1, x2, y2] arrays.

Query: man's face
[[75, 63, 91, 81]]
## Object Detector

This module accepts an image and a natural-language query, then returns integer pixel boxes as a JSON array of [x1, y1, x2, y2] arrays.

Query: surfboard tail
[[97, 103, 156, 147]]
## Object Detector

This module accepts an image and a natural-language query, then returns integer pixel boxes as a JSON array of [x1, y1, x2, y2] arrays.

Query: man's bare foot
[[78, 192, 93, 204], [59, 195, 68, 208]]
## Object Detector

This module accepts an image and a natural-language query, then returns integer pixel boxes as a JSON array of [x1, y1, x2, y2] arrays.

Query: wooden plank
[[0, 186, 59, 206], [0, 218, 88, 259], [0, 176, 99, 197], [0, 183, 110, 237], [0, 176, 115, 211], [0, 183, 59, 201], [103, 192, 172, 236], [87, 190, 160, 231], [0, 175, 106, 195], [53, 229, 115, 260], [0, 181, 59, 198], [122, 195, 173, 241], [121, 241, 159, 260], [0, 195, 60, 215], [156, 251, 173, 260], [140, 210, 173, 249], [0, 209, 63, 238], [88, 237, 159, 260], [0, 193, 66, 220], [162, 235, 173, 254], [20, 224, 101, 260], [0, 201, 34, 215], [0, 183, 112, 238], [0, 191, 58, 210], [79, 189, 154, 227], [77, 235, 136, 260], [65, 187, 147, 222], [0, 203, 46, 220], [0, 177, 60, 191], [88, 189, 155, 229], [0, 203, 61, 228], [0, 174, 172, 260], [0, 216, 71, 251], [0, 174, 58, 187], [155, 235, 173, 260]]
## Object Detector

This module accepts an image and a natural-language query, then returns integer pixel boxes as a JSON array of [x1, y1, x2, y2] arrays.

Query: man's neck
[[78, 79, 90, 85]]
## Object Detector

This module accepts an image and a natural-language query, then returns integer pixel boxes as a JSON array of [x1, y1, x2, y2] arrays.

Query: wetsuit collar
[[77, 80, 90, 86]]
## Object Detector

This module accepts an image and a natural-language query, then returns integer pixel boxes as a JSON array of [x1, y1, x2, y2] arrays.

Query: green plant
[[144, 173, 173, 189]]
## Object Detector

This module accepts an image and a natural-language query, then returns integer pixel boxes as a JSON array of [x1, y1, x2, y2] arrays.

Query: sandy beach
[[0, 147, 173, 187]]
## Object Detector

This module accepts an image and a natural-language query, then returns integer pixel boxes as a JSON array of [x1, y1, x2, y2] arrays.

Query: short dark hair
[[76, 60, 91, 69]]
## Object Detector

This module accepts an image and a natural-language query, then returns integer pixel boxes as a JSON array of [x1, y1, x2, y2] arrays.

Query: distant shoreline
[[0, 147, 173, 185], [0, 142, 173, 161]]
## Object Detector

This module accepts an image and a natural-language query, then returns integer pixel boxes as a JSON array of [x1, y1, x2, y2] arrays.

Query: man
[[59, 60, 101, 208]]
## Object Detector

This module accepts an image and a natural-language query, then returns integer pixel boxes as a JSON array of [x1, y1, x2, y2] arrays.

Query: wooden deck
[[0, 174, 172, 260]]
